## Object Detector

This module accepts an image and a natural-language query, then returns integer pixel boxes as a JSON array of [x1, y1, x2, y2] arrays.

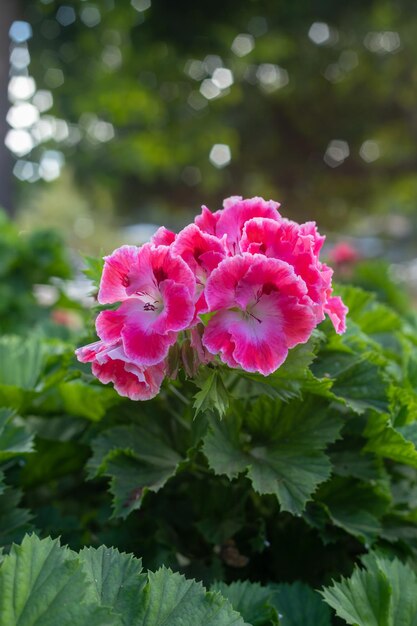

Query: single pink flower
[[172, 223, 227, 315], [76, 340, 165, 400], [329, 242, 360, 265], [202, 254, 316, 376], [240, 217, 347, 333], [195, 196, 281, 255], [96, 243, 196, 366]]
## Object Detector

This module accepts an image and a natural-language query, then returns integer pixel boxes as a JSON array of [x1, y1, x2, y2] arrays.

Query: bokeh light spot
[[187, 91, 207, 111], [184, 59, 206, 81], [9, 21, 33, 43], [200, 79, 221, 100], [80, 5, 101, 28], [102, 45, 122, 70], [7, 103, 40, 130], [364, 31, 401, 54], [44, 68, 65, 88], [131, 0, 151, 12], [360, 140, 380, 163], [13, 160, 40, 182], [10, 46, 31, 70], [8, 76, 36, 101], [32, 90, 54, 113], [209, 144, 231, 168], [203, 55, 223, 74], [256, 64, 289, 92], [212, 68, 234, 90], [5, 129, 34, 156], [308, 22, 336, 45], [324, 140, 350, 167], [56, 6, 76, 26], [39, 150, 65, 181], [231, 34, 255, 57]]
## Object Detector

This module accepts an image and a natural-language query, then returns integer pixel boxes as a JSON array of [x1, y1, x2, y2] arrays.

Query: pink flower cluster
[[76, 196, 347, 400]]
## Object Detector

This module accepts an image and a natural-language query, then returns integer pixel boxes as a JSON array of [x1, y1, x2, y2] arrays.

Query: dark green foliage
[[0, 211, 72, 333]]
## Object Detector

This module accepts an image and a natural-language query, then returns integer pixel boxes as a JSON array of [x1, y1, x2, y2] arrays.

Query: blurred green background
[[1, 0, 417, 264]]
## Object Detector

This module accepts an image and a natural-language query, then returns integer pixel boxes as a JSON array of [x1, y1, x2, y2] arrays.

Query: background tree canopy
[[2, 0, 417, 255]]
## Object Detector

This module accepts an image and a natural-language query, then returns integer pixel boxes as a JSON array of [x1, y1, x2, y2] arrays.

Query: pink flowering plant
[[4, 207, 417, 624], [77, 196, 347, 402]]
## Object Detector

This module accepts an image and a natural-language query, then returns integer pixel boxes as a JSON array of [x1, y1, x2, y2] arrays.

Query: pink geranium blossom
[[76, 340, 165, 400], [76, 195, 348, 398], [328, 241, 360, 265], [151, 226, 176, 246], [240, 217, 347, 332], [195, 196, 281, 255], [202, 254, 316, 375], [96, 243, 196, 365], [172, 223, 227, 315]]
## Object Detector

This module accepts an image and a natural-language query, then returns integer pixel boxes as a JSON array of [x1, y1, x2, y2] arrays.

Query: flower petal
[[216, 196, 281, 254], [153, 280, 195, 333], [325, 295, 348, 334], [98, 245, 140, 304], [151, 226, 176, 246]]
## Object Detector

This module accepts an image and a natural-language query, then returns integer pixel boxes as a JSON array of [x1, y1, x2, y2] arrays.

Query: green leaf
[[272, 581, 332, 626], [322, 554, 417, 626], [211, 580, 279, 625], [58, 379, 119, 421], [203, 397, 342, 514], [194, 369, 230, 418], [82, 255, 104, 291], [0, 408, 34, 461], [0, 534, 119, 626], [364, 412, 417, 468], [135, 567, 246, 626], [350, 262, 411, 315], [0, 478, 32, 549], [0, 535, 247, 626], [330, 446, 384, 483], [236, 334, 327, 402], [79, 545, 146, 624], [335, 285, 402, 335], [0, 336, 45, 391], [318, 478, 390, 544], [87, 424, 183, 518], [326, 355, 388, 414], [0, 336, 48, 410]]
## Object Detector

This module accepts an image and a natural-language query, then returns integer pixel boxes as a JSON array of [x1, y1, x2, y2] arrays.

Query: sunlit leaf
[[0, 535, 118, 626], [364, 412, 417, 468], [79, 545, 146, 624], [135, 567, 246, 626], [322, 554, 417, 626]]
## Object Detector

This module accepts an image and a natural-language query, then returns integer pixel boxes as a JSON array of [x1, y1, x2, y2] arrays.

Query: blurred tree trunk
[[0, 1, 18, 216]]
